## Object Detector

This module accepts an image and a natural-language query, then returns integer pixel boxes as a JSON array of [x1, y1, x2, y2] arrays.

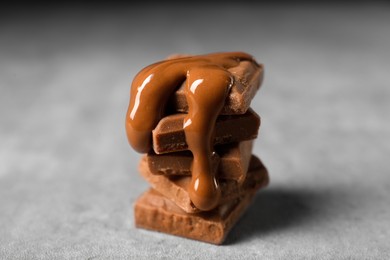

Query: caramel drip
[[126, 52, 257, 211]]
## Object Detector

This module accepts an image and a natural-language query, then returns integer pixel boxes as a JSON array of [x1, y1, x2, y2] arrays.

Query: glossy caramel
[[126, 52, 259, 210]]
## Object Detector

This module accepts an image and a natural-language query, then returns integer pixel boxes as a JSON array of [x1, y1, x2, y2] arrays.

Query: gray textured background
[[1, 2, 390, 259]]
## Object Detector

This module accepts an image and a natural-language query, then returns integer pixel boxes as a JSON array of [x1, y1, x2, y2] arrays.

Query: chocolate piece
[[152, 108, 260, 154], [145, 150, 221, 176], [146, 140, 253, 183], [170, 60, 264, 115], [138, 155, 269, 213], [216, 140, 253, 183], [134, 188, 256, 245]]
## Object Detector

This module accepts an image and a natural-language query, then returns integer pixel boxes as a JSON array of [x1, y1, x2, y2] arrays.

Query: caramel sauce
[[126, 52, 258, 211]]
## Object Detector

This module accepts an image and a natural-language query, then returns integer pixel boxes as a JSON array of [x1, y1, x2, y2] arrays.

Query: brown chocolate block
[[152, 108, 260, 154], [169, 60, 264, 115], [145, 150, 220, 176], [134, 188, 256, 245], [146, 140, 253, 183], [138, 155, 269, 213]]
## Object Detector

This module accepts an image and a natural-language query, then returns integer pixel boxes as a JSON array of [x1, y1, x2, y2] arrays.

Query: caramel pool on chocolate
[[126, 52, 262, 211]]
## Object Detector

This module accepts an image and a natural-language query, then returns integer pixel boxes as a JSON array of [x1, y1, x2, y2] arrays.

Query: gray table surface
[[1, 2, 390, 259]]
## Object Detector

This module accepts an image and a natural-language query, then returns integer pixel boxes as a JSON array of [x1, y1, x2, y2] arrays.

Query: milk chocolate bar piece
[[134, 188, 255, 245], [152, 108, 260, 154], [138, 155, 269, 213], [169, 60, 264, 115], [146, 140, 253, 183], [145, 150, 220, 176]]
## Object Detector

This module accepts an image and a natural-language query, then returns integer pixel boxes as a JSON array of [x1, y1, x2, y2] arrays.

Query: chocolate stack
[[126, 52, 269, 245]]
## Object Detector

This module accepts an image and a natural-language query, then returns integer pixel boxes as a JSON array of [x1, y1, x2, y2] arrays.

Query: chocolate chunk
[[152, 108, 260, 154], [138, 155, 269, 213], [134, 188, 256, 245], [145, 150, 220, 176], [146, 140, 253, 183], [215, 140, 253, 183], [169, 60, 264, 115]]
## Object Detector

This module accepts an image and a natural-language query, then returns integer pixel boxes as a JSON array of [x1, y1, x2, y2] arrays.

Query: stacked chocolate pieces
[[129, 52, 269, 245]]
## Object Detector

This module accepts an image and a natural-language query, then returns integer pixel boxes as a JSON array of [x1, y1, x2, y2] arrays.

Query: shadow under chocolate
[[224, 186, 335, 245]]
